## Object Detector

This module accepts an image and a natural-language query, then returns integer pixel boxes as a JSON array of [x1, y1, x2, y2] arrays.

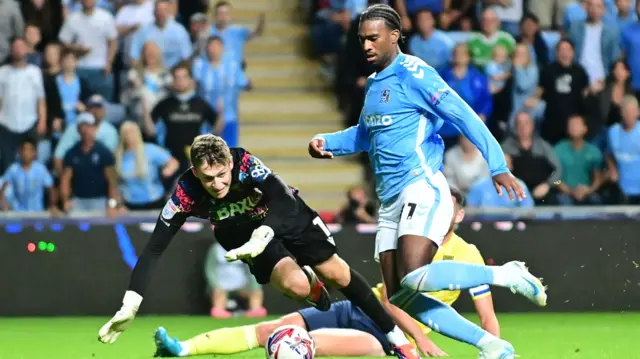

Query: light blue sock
[[401, 261, 496, 292], [390, 288, 495, 348]]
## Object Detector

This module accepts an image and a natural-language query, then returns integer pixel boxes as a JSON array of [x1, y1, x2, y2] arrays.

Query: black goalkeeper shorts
[[214, 213, 337, 284]]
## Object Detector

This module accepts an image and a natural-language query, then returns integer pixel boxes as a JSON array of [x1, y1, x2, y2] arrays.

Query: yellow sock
[[184, 325, 259, 355]]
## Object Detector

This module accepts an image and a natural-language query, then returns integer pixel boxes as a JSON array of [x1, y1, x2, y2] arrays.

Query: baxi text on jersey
[[363, 114, 393, 127], [213, 194, 262, 221]]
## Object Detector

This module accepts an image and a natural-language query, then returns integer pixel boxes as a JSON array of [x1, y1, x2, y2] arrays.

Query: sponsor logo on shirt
[[364, 114, 393, 127]]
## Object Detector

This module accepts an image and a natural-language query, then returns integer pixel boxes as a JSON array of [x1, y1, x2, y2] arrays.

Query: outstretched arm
[[407, 65, 508, 177], [313, 123, 370, 157]]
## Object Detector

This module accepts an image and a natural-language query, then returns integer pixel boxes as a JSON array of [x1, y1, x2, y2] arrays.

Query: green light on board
[[47, 243, 56, 252], [38, 241, 47, 251]]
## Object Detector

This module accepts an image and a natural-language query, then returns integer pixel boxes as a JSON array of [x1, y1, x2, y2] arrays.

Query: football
[[265, 325, 316, 359]]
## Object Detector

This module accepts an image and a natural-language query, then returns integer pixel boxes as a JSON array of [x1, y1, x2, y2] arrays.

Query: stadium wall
[[0, 219, 638, 316]]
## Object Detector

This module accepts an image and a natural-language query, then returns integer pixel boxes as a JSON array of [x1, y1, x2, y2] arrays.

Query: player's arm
[[467, 246, 500, 337], [98, 189, 190, 344], [225, 152, 298, 261], [311, 121, 370, 157], [407, 66, 508, 177], [378, 284, 447, 356]]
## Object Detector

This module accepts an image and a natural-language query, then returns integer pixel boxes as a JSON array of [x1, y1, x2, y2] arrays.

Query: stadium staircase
[[221, 0, 363, 213]]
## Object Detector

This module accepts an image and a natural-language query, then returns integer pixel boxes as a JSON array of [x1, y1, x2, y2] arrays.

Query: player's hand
[[492, 172, 526, 201], [98, 291, 143, 344], [417, 338, 448, 357], [225, 225, 274, 262], [308, 137, 334, 159]]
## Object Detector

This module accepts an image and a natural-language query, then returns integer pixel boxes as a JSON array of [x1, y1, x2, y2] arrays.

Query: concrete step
[[246, 40, 302, 56], [240, 111, 341, 125], [246, 61, 316, 79], [240, 92, 337, 112]]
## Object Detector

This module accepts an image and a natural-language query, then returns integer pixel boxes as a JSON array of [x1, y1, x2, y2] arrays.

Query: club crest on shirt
[[380, 89, 390, 103]]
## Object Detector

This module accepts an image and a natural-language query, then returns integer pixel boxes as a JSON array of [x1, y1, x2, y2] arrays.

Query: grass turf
[[0, 313, 638, 359]]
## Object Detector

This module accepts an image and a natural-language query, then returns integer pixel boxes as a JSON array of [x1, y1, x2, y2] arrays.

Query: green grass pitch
[[0, 313, 638, 359]]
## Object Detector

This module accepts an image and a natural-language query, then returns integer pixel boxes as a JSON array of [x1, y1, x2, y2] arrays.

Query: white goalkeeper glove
[[225, 225, 274, 262], [98, 290, 143, 344]]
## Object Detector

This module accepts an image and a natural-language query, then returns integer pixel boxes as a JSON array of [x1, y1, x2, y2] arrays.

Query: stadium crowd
[[0, 0, 639, 218]]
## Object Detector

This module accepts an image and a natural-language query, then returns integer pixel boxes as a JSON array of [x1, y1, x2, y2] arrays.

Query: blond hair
[[115, 121, 148, 179], [190, 134, 231, 168]]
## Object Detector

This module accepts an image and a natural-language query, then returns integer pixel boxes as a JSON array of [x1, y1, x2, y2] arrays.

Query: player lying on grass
[[98, 134, 417, 358], [153, 188, 500, 357]]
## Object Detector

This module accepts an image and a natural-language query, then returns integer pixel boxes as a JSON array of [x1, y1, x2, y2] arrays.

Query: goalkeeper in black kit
[[98, 134, 421, 359]]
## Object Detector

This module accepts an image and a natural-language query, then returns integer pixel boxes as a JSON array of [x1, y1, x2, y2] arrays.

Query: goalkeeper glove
[[98, 290, 143, 344], [225, 225, 274, 262]]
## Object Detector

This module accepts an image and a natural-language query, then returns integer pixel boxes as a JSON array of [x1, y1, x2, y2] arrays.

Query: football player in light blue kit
[[308, 4, 547, 359]]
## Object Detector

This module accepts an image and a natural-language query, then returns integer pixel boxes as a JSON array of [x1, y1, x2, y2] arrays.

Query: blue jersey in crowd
[[1, 162, 53, 212], [608, 123, 640, 196], [317, 53, 508, 204], [119, 143, 172, 205], [208, 25, 251, 65]]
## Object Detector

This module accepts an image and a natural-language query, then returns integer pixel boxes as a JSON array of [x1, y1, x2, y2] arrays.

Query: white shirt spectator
[[444, 144, 491, 193], [115, 0, 154, 54], [580, 22, 606, 84], [490, 0, 524, 23], [0, 64, 44, 133], [59, 8, 117, 69]]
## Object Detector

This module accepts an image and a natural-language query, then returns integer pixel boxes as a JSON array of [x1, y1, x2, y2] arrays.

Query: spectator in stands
[[485, 0, 524, 37], [0, 0, 25, 64], [466, 155, 534, 208], [57, 50, 90, 129], [193, 36, 251, 147], [444, 135, 491, 194], [41, 43, 65, 163], [511, 43, 541, 129], [486, 45, 512, 95], [0, 37, 46, 175], [63, 0, 114, 14], [606, 95, 640, 204], [189, 12, 210, 51], [621, 0, 640, 102], [205, 242, 266, 318], [144, 64, 218, 172], [58, 0, 117, 101], [439, 43, 492, 146], [310, 0, 358, 68], [129, 0, 191, 69], [591, 59, 634, 148], [123, 41, 173, 122], [20, 0, 64, 52], [208, 1, 265, 66], [395, 0, 449, 33], [407, 9, 453, 72], [0, 138, 56, 214], [554, 114, 604, 205], [528, 39, 589, 144], [53, 94, 118, 173], [563, 0, 587, 32], [59, 112, 122, 215], [24, 24, 43, 66], [516, 13, 549, 69], [115, 121, 178, 210], [568, 0, 621, 87], [502, 111, 562, 204], [467, 8, 515, 67], [335, 185, 376, 224], [114, 0, 154, 57], [614, 0, 637, 28]]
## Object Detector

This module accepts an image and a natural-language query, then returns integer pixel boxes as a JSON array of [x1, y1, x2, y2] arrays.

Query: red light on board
[[27, 242, 36, 252]]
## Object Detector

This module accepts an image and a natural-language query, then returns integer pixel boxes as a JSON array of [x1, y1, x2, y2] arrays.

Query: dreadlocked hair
[[359, 4, 405, 42]]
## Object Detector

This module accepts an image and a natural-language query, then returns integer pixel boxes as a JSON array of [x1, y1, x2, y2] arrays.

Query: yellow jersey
[[372, 233, 490, 338]]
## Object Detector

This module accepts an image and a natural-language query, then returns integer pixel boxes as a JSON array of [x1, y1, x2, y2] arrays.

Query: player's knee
[[315, 256, 351, 288], [282, 270, 311, 299], [399, 265, 429, 292]]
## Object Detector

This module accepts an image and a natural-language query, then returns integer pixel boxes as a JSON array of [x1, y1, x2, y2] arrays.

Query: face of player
[[358, 19, 400, 68], [448, 196, 465, 232], [193, 159, 234, 198], [215, 5, 231, 27]]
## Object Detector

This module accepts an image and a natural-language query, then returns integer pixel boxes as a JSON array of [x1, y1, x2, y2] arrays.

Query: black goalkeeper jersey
[[127, 147, 314, 296]]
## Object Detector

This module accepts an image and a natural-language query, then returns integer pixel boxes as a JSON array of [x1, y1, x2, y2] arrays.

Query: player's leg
[[311, 329, 386, 357], [388, 176, 513, 356], [153, 313, 308, 357], [293, 213, 417, 358], [396, 175, 546, 306]]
